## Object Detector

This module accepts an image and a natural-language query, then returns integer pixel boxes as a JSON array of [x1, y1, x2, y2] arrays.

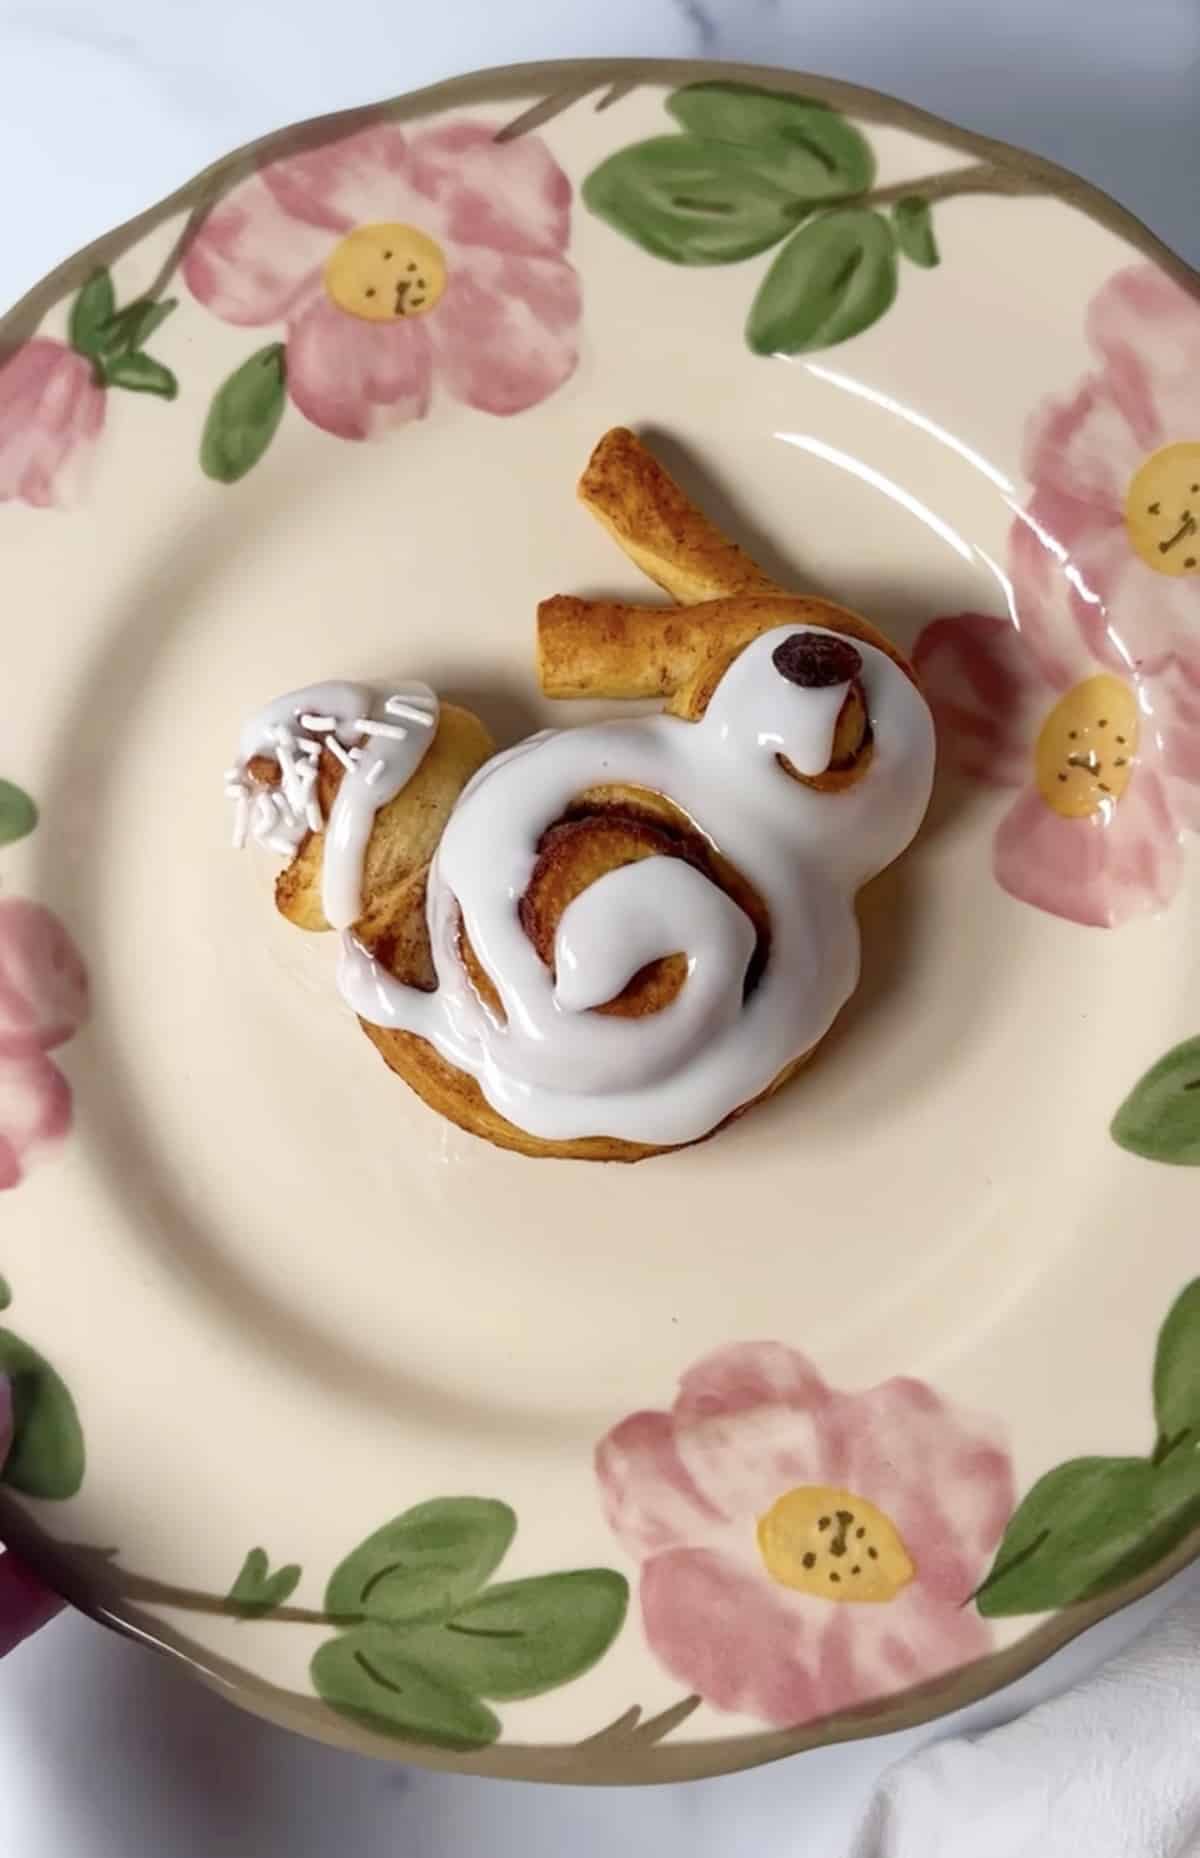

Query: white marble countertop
[[0, 2, 1197, 1853]]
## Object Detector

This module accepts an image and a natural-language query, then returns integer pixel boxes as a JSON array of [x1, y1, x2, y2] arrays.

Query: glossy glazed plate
[[2, 58, 1200, 1782]]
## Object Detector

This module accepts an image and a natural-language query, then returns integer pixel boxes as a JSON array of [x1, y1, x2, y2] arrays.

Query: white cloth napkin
[[850, 1585, 1200, 1857]]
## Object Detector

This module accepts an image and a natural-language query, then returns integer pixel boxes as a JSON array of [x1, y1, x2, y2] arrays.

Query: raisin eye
[[772, 633, 863, 688]]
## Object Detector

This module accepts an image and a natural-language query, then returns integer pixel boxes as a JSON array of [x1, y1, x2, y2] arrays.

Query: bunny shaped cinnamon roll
[[228, 430, 935, 1160]]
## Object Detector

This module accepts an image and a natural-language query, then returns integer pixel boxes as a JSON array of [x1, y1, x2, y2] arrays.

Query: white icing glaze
[[320, 686, 438, 929], [237, 682, 370, 766], [337, 626, 936, 1148], [228, 680, 439, 929]]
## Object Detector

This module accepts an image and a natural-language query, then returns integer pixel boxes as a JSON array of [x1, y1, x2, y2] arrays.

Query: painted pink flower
[[183, 119, 582, 440], [0, 339, 105, 509], [1021, 265, 1200, 685], [912, 261, 1200, 930], [915, 597, 1190, 929], [0, 899, 88, 1189], [596, 1342, 1014, 1727]]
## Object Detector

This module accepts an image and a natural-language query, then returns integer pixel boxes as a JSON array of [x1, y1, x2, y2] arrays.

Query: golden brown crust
[[536, 590, 901, 802], [537, 592, 911, 713], [536, 594, 714, 701], [359, 1016, 668, 1161], [668, 594, 913, 712], [356, 869, 439, 993], [458, 921, 504, 1023], [520, 815, 693, 1016]]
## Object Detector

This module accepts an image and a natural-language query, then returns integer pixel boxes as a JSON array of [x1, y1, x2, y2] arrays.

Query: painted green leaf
[[1153, 1278, 1200, 1448], [311, 1629, 500, 1748], [892, 195, 940, 267], [399, 1569, 629, 1702], [68, 269, 115, 360], [0, 780, 37, 847], [325, 1498, 515, 1627], [583, 137, 804, 265], [227, 1546, 302, 1619], [0, 1277, 10, 1315], [99, 296, 176, 357], [0, 1330, 84, 1500], [103, 352, 179, 399], [1112, 1038, 1200, 1164], [976, 1450, 1200, 1616], [666, 82, 875, 199], [747, 208, 898, 355], [200, 343, 287, 483]]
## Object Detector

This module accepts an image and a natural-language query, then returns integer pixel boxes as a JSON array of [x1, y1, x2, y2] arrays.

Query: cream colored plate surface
[[1, 60, 1198, 1781]]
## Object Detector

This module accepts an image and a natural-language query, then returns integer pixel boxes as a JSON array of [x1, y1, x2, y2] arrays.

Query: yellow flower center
[[323, 222, 447, 323], [1033, 674, 1138, 819], [1124, 442, 1200, 576], [756, 1485, 914, 1604]]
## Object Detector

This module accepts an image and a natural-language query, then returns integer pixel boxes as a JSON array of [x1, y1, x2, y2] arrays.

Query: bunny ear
[[577, 426, 780, 606], [550, 429, 919, 720], [538, 590, 911, 712], [536, 595, 714, 700]]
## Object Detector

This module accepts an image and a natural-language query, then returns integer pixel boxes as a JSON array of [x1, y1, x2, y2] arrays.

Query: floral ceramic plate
[[1, 58, 1199, 1783]]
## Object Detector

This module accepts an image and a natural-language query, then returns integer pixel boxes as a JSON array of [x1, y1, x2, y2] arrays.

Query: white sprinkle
[[365, 757, 386, 787], [266, 832, 297, 857], [355, 717, 409, 741], [325, 735, 354, 771], [252, 793, 275, 835], [231, 794, 249, 849], [348, 747, 363, 763], [224, 781, 247, 799], [297, 737, 322, 759], [300, 713, 337, 731], [385, 696, 435, 727], [269, 723, 293, 748], [306, 798, 324, 831]]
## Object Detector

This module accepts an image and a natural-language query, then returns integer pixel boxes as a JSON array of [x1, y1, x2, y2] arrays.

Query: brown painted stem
[[87, 1562, 356, 1628], [493, 77, 1046, 212], [582, 1693, 703, 1747], [858, 162, 1044, 209]]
